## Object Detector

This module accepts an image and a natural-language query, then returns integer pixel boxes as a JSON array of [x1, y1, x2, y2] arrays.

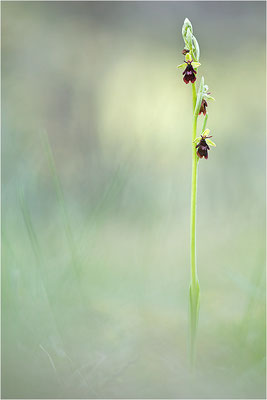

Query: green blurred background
[[2, 1, 266, 398]]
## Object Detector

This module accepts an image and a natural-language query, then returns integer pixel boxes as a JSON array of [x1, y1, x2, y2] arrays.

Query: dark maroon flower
[[196, 135, 212, 159], [183, 61, 197, 84], [182, 49, 190, 55], [199, 99, 208, 115]]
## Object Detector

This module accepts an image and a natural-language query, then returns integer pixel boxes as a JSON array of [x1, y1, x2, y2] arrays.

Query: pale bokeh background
[[2, 1, 266, 398]]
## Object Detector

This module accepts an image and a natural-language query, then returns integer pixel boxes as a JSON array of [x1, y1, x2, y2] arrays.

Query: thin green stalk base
[[189, 280, 200, 369]]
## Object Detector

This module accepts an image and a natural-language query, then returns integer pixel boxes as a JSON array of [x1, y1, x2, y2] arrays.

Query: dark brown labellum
[[182, 61, 197, 84], [199, 99, 208, 115], [196, 137, 210, 159]]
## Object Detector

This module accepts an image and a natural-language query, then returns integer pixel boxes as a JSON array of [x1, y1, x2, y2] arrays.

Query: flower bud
[[182, 18, 193, 38], [182, 49, 190, 55]]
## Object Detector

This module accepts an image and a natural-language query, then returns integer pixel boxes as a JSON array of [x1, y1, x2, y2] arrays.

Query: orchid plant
[[178, 18, 216, 367]]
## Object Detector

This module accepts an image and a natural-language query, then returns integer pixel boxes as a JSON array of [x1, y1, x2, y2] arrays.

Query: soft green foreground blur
[[2, 2, 266, 399]]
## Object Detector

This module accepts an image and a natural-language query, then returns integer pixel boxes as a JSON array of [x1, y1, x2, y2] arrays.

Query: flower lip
[[199, 99, 208, 115], [183, 60, 197, 84], [196, 134, 212, 159]]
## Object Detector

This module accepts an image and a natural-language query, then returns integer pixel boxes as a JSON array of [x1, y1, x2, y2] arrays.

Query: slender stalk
[[182, 16, 215, 370], [189, 82, 200, 368], [192, 80, 197, 110], [202, 112, 208, 133], [190, 121, 198, 286]]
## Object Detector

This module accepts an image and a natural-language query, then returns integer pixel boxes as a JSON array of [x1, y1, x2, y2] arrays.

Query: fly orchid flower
[[193, 129, 216, 160], [177, 53, 201, 85]]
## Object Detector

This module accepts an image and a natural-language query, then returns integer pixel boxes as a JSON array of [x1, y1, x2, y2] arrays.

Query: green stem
[[192, 81, 197, 110], [189, 82, 200, 368], [190, 82, 198, 287], [201, 112, 208, 133]]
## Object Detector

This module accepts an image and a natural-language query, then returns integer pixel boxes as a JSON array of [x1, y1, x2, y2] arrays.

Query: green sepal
[[204, 94, 216, 101], [177, 63, 187, 69], [191, 62, 201, 69], [202, 128, 210, 137], [206, 139, 216, 147], [193, 136, 201, 143]]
